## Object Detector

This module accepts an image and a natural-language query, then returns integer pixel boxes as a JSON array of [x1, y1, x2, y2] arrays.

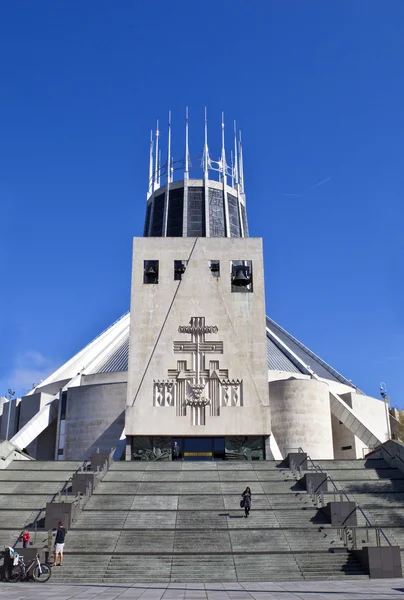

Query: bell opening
[[231, 261, 253, 293], [144, 260, 159, 284], [174, 260, 187, 281]]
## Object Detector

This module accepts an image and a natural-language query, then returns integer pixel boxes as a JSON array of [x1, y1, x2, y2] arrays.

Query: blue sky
[[0, 1, 403, 406]]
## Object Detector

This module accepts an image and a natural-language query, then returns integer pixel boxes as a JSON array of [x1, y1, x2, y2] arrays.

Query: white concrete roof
[[31, 311, 355, 395]]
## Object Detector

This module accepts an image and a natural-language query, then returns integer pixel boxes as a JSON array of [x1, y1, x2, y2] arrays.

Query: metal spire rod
[[203, 107, 209, 177], [166, 111, 172, 184], [148, 130, 154, 197], [154, 120, 159, 188], [158, 150, 161, 187], [238, 130, 244, 193], [185, 107, 189, 176], [230, 151, 234, 187], [233, 120, 239, 186], [221, 111, 226, 184], [221, 112, 230, 236]]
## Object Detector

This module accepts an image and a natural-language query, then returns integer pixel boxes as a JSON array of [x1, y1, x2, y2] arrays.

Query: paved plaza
[[0, 580, 404, 600]]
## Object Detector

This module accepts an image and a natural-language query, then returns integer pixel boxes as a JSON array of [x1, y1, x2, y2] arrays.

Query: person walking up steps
[[241, 487, 252, 518], [53, 521, 67, 567]]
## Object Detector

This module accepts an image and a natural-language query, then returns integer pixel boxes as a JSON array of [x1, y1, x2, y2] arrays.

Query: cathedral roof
[[88, 313, 354, 387], [31, 312, 355, 393]]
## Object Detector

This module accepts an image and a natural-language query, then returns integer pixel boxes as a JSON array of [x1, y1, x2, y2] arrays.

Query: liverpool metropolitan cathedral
[[3, 111, 389, 463]]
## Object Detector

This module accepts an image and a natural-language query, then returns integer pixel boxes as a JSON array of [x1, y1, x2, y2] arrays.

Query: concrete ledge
[[45, 502, 73, 529], [4, 547, 46, 569], [302, 472, 328, 493], [353, 546, 402, 578], [72, 472, 97, 495], [91, 452, 111, 471], [321, 501, 357, 527], [288, 452, 307, 470], [16, 547, 46, 563]]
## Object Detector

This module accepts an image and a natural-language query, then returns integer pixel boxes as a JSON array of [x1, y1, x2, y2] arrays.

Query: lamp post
[[380, 382, 391, 441], [5, 389, 15, 441]]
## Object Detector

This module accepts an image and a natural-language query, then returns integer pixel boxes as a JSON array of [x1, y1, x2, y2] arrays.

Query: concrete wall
[[17, 392, 55, 457], [339, 392, 388, 457], [330, 392, 387, 459], [331, 412, 357, 459], [352, 393, 388, 454], [126, 237, 270, 437], [64, 382, 126, 460], [35, 418, 58, 460], [331, 393, 357, 459], [0, 398, 21, 441], [269, 378, 334, 459]]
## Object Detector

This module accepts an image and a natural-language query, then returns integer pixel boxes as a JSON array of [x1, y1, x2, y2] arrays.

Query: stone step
[[11, 482, 68, 494], [77, 508, 329, 529], [95, 481, 300, 495], [103, 471, 295, 483], [349, 491, 404, 505], [85, 492, 313, 510], [109, 461, 283, 471], [0, 471, 70, 482], [4, 457, 396, 583], [233, 554, 303, 580], [0, 482, 22, 494], [8, 460, 81, 471], [326, 469, 403, 481], [0, 494, 53, 509], [0, 509, 38, 526], [316, 459, 388, 469], [0, 529, 28, 548]]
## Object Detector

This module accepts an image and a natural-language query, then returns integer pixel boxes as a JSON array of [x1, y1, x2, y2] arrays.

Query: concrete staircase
[[317, 458, 404, 562], [0, 460, 81, 550], [48, 460, 367, 583]]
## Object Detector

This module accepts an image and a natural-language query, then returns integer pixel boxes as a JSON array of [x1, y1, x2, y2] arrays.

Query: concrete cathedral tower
[[5, 109, 391, 463], [125, 109, 271, 460]]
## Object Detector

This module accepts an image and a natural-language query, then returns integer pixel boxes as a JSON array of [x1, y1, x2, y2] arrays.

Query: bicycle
[[4, 548, 51, 582]]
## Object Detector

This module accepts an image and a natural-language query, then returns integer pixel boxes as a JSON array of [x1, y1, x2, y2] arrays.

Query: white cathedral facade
[[2, 111, 389, 462]]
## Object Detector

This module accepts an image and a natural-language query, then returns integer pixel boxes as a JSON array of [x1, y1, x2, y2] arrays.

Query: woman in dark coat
[[241, 487, 252, 518]]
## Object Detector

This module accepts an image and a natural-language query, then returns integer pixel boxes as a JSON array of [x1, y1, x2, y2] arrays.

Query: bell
[[174, 262, 186, 275], [144, 265, 158, 283], [232, 265, 251, 287]]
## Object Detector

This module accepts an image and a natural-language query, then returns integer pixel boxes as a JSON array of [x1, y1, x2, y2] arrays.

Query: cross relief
[[153, 317, 243, 425]]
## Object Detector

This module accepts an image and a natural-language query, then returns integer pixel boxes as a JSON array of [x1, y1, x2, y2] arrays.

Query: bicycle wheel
[[4, 563, 24, 582], [33, 562, 51, 582]]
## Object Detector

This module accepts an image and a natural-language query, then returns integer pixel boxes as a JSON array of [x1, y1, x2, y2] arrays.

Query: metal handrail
[[288, 450, 392, 548], [71, 455, 110, 524], [46, 454, 111, 554], [12, 458, 89, 549], [337, 525, 388, 550]]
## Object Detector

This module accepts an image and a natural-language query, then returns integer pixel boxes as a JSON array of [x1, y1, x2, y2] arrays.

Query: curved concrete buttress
[[269, 378, 334, 459]]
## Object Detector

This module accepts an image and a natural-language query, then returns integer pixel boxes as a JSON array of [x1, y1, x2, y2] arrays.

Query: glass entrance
[[183, 437, 213, 461]]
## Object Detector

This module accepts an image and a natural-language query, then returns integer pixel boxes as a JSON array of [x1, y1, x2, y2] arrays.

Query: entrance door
[[183, 437, 213, 461]]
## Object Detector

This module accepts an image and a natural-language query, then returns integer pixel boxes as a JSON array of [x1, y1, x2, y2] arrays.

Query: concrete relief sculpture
[[132, 436, 171, 461], [153, 381, 174, 407], [153, 317, 243, 425], [225, 436, 265, 460]]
